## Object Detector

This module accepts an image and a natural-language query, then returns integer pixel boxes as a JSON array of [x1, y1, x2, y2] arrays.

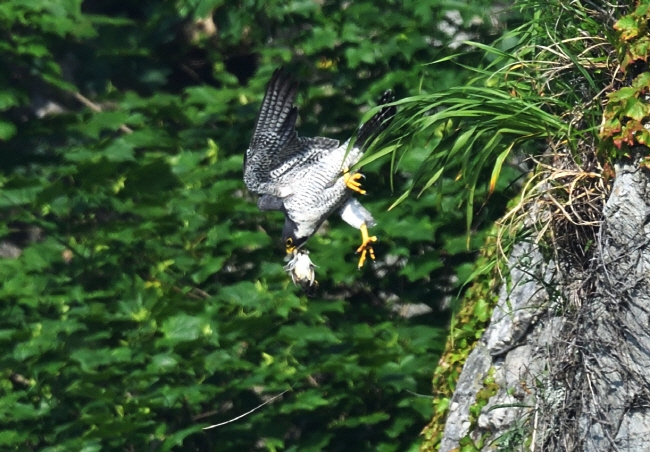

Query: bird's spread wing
[[244, 69, 339, 195], [268, 135, 339, 181], [351, 90, 396, 153], [247, 68, 299, 165]]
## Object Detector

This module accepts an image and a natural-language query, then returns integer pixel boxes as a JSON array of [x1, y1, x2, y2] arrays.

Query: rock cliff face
[[438, 159, 650, 451]]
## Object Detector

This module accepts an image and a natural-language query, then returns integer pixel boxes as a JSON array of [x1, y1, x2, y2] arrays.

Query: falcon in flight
[[244, 68, 396, 268]]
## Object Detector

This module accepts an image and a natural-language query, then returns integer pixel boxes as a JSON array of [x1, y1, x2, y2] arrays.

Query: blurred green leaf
[[160, 314, 206, 343], [0, 121, 17, 140], [0, 430, 29, 446]]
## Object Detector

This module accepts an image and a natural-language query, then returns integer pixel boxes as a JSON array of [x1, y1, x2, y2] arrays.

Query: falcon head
[[282, 216, 309, 254]]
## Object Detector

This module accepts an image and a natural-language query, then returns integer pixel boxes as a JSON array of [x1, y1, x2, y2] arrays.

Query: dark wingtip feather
[[378, 89, 395, 106], [354, 90, 397, 152]]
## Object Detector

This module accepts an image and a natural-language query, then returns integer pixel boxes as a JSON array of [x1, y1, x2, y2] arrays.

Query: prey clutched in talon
[[343, 168, 367, 195], [356, 223, 377, 269], [284, 249, 318, 295]]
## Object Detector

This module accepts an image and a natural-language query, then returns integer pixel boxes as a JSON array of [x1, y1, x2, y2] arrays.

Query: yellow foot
[[343, 168, 366, 195], [356, 223, 377, 268]]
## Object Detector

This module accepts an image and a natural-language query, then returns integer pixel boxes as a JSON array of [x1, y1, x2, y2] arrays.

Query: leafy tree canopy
[[0, 0, 512, 450]]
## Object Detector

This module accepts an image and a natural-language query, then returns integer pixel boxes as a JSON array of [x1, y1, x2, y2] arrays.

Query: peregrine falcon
[[244, 68, 396, 268]]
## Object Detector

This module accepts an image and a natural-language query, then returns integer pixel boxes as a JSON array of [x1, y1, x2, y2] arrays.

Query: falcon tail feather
[[354, 90, 396, 152]]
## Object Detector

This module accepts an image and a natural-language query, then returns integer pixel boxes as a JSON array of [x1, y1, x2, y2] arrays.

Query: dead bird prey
[[284, 249, 318, 296]]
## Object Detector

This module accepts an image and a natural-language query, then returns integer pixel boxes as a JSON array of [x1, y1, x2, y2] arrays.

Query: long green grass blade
[[418, 167, 445, 197], [489, 143, 515, 195], [388, 188, 412, 211]]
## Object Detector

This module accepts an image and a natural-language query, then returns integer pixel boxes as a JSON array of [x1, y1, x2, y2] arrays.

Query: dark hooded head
[[282, 216, 309, 254]]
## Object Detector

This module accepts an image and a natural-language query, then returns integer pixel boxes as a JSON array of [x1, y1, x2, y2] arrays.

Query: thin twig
[[172, 286, 211, 300], [71, 92, 133, 134], [202, 388, 292, 430], [531, 396, 539, 452], [192, 410, 219, 421]]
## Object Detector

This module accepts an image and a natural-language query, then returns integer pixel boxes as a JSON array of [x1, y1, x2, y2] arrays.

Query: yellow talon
[[356, 223, 377, 268], [343, 168, 367, 195]]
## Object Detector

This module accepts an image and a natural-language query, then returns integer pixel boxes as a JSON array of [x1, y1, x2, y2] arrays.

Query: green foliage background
[[0, 0, 512, 450]]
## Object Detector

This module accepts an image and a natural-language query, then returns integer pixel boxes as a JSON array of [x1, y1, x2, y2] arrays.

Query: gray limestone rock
[[438, 158, 650, 451]]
